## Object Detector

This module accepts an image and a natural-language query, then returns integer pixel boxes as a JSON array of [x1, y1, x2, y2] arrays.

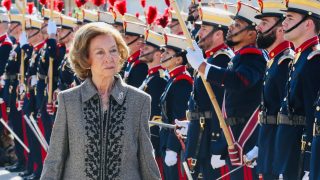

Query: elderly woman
[[40, 22, 160, 180]]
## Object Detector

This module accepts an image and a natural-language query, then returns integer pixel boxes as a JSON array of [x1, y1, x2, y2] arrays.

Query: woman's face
[[89, 34, 120, 79]]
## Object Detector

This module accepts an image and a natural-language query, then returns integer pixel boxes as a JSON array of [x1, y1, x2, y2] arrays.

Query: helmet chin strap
[[28, 29, 40, 39], [284, 15, 308, 34], [197, 29, 215, 44], [160, 51, 183, 63], [228, 26, 253, 38], [127, 36, 140, 46], [9, 24, 20, 34], [59, 30, 72, 42], [260, 18, 283, 36], [139, 49, 158, 59]]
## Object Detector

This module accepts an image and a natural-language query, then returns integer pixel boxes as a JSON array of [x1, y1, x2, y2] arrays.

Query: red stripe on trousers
[[156, 157, 164, 180], [37, 117, 47, 162], [177, 157, 187, 180]]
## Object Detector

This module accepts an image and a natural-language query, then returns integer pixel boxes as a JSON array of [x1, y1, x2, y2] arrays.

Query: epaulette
[[239, 47, 262, 55], [307, 44, 320, 61], [174, 74, 193, 85], [213, 48, 235, 59], [278, 49, 294, 65]]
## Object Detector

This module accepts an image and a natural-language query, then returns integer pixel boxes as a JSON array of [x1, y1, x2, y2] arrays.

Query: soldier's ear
[[175, 56, 183, 65], [215, 30, 223, 39]]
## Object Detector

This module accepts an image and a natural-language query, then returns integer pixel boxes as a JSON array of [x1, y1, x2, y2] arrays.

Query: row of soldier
[[0, 0, 320, 180]]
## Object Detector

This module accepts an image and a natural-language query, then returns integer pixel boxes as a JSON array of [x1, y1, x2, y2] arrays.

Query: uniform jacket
[[279, 36, 320, 146], [0, 34, 12, 76], [186, 44, 233, 160], [159, 65, 193, 153], [310, 92, 320, 180], [140, 65, 167, 157], [123, 50, 148, 88], [40, 75, 161, 180]]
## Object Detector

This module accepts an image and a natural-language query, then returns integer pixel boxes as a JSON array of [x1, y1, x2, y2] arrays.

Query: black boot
[[24, 173, 40, 180], [19, 170, 33, 177], [7, 162, 25, 172]]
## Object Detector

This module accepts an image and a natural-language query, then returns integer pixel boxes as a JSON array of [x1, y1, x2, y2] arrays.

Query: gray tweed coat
[[40, 75, 161, 180]]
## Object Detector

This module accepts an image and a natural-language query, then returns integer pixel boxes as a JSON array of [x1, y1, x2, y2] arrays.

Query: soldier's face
[[256, 17, 278, 34], [140, 43, 156, 63], [160, 48, 179, 71], [58, 28, 73, 43], [226, 19, 250, 47], [188, 4, 199, 22], [89, 34, 121, 79], [256, 17, 280, 49], [282, 12, 305, 42], [169, 20, 181, 34], [9, 23, 22, 38], [198, 24, 214, 50]]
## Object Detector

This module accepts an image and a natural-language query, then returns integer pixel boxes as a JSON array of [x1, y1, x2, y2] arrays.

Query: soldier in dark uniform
[[0, 12, 14, 166], [186, 3, 267, 179], [56, 16, 78, 92], [37, 12, 74, 142], [159, 33, 193, 180], [0, 13, 13, 121], [311, 92, 320, 180], [139, 29, 168, 177], [3, 14, 30, 172], [19, 17, 47, 180], [273, 0, 320, 179], [187, 1, 200, 40], [181, 6, 234, 179], [122, 19, 148, 88], [0, 13, 12, 79], [248, 1, 293, 179]]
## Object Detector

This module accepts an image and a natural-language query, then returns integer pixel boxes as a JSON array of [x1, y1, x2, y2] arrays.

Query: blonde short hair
[[69, 22, 129, 79]]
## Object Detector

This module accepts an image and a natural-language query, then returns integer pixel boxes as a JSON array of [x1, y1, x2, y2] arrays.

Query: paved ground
[[0, 168, 22, 180]]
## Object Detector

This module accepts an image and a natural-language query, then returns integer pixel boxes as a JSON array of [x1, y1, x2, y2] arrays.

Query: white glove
[[0, 98, 4, 104], [175, 119, 190, 136], [165, 150, 177, 166], [302, 171, 309, 180], [30, 75, 37, 87], [211, 155, 226, 169], [244, 146, 258, 168], [186, 40, 205, 70], [47, 20, 57, 35], [19, 31, 28, 48], [18, 84, 26, 95]]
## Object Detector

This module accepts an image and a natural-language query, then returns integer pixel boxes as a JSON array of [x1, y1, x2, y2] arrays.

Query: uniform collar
[[81, 74, 128, 105], [0, 33, 8, 42], [268, 41, 291, 59], [295, 36, 319, 53], [148, 65, 165, 76], [205, 43, 228, 58], [34, 40, 46, 51], [169, 65, 186, 78], [234, 44, 256, 55], [127, 50, 140, 63]]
